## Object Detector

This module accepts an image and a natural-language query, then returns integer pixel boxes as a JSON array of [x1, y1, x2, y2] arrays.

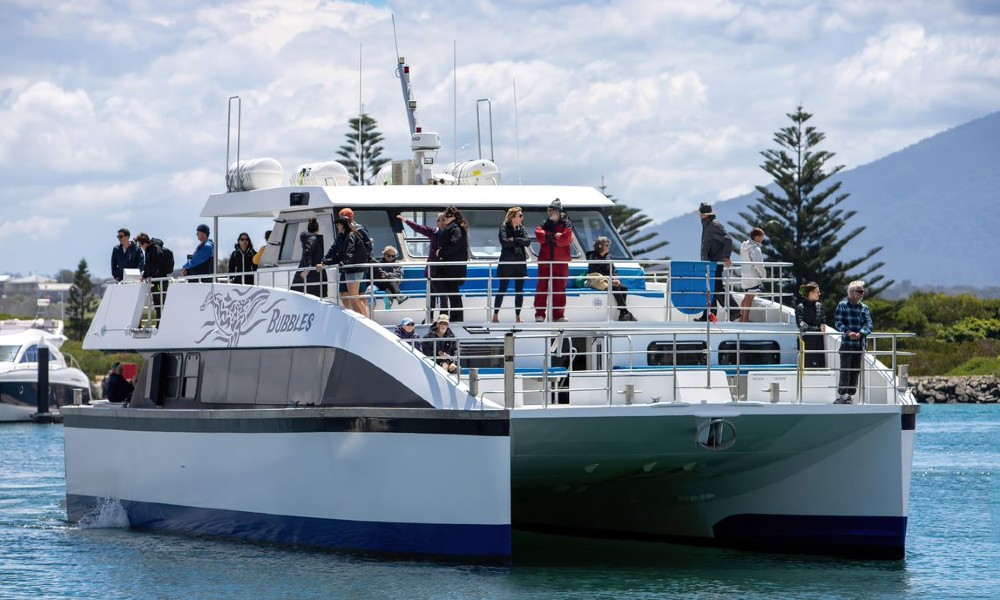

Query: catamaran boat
[[1, 311, 91, 422], [62, 57, 918, 561]]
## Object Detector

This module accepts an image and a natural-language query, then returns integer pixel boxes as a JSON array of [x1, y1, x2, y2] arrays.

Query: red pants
[[534, 262, 569, 319]]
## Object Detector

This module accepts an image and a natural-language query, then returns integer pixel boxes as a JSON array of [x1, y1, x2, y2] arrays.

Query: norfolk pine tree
[[66, 258, 96, 341], [600, 180, 669, 262], [336, 114, 390, 185], [730, 106, 889, 313]]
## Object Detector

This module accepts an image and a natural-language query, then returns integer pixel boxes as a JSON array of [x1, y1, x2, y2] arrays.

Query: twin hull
[[63, 403, 915, 560]]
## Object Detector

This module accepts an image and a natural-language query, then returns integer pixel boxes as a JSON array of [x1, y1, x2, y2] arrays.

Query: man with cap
[[182, 223, 216, 280], [420, 313, 458, 373], [533, 198, 574, 322], [697, 203, 735, 321]]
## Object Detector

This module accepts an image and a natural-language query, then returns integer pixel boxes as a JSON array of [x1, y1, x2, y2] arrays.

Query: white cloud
[[0, 0, 998, 278]]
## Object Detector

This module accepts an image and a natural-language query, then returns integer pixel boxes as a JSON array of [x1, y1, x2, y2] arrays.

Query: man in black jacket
[[697, 203, 735, 321], [105, 362, 134, 404], [136, 232, 169, 320]]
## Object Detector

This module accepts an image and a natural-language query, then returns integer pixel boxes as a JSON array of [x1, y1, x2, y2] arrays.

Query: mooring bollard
[[37, 346, 50, 415], [31, 346, 62, 423]]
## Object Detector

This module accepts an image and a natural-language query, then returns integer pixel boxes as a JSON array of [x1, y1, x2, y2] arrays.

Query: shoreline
[[912, 375, 999, 403]]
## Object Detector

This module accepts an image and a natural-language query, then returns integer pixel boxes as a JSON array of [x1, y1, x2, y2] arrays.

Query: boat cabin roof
[[202, 184, 613, 219]]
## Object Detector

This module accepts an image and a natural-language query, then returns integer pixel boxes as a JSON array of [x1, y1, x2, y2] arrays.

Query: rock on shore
[[911, 376, 999, 404]]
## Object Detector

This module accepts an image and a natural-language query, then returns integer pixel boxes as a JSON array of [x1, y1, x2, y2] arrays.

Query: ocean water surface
[[1, 404, 996, 599]]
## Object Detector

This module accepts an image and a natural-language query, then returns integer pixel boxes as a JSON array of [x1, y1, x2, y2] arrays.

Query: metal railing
[[436, 327, 917, 408], [130, 257, 799, 331]]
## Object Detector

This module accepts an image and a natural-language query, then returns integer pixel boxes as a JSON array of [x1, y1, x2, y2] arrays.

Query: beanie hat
[[549, 198, 562, 211], [698, 203, 714, 215], [196, 224, 211, 234]]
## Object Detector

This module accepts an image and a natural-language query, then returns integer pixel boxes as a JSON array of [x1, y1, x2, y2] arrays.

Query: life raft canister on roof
[[226, 157, 284, 191]]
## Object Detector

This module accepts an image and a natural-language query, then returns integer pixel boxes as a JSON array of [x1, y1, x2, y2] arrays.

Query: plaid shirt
[[834, 299, 872, 349]]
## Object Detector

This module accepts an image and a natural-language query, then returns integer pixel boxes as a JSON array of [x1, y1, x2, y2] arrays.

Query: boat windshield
[[19, 345, 57, 363], [0, 345, 19, 362]]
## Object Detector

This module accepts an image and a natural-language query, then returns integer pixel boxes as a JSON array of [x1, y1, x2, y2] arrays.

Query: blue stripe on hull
[[712, 514, 907, 560], [67, 494, 511, 560]]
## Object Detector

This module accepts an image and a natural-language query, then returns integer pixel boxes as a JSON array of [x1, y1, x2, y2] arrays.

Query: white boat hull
[[63, 407, 512, 558], [509, 404, 916, 559]]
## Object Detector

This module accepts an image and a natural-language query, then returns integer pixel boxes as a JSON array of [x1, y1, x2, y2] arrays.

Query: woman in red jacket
[[534, 199, 574, 322]]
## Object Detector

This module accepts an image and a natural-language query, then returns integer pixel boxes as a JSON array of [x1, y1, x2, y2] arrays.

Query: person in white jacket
[[739, 227, 766, 322]]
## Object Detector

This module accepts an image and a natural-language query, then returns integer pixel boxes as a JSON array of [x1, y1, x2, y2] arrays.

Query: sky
[[1, 0, 998, 279]]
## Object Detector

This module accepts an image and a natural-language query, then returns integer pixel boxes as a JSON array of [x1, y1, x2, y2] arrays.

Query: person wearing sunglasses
[[228, 232, 257, 285], [111, 227, 143, 282], [834, 281, 872, 404]]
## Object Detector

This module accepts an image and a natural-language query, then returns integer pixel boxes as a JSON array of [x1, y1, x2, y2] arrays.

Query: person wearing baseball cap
[[181, 223, 215, 280], [420, 313, 458, 373]]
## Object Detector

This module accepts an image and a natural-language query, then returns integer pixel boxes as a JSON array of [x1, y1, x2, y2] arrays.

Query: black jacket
[[700, 215, 734, 262], [143, 239, 169, 279], [228, 246, 257, 284], [421, 328, 457, 361], [106, 372, 134, 403], [434, 222, 469, 280], [111, 242, 144, 281], [795, 298, 827, 351], [585, 250, 617, 278], [498, 222, 530, 262]]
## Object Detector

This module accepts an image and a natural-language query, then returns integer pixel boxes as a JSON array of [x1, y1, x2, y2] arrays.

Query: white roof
[[201, 184, 613, 218]]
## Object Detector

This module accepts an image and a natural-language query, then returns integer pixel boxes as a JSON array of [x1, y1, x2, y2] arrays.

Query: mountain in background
[[645, 111, 1000, 288]]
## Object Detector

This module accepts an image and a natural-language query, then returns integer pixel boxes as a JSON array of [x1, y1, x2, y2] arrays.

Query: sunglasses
[[239, 237, 250, 241], [852, 289, 865, 295]]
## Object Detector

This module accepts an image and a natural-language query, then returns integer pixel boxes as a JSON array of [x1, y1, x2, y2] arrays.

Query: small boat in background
[[0, 302, 92, 422]]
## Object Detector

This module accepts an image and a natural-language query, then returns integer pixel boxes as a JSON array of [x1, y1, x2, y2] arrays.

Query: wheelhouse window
[[464, 210, 508, 259], [0, 345, 21, 362], [20, 345, 57, 363], [353, 210, 399, 259], [278, 221, 302, 262], [572, 210, 631, 260], [399, 210, 437, 258]]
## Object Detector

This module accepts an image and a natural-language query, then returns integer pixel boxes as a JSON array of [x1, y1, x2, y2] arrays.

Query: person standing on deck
[[834, 280, 872, 404], [181, 224, 215, 281], [697, 203, 735, 321], [398, 212, 445, 316], [533, 199, 573, 322], [111, 227, 143, 282], [795, 281, 827, 369]]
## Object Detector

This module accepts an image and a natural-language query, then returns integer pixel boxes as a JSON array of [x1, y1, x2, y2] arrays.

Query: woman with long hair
[[492, 207, 530, 323], [795, 281, 827, 368], [321, 216, 368, 317]]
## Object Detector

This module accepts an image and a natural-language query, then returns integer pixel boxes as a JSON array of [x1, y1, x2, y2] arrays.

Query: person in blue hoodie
[[182, 223, 215, 280]]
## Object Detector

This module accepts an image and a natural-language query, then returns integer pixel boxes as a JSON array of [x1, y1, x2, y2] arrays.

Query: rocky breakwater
[[911, 376, 999, 403]]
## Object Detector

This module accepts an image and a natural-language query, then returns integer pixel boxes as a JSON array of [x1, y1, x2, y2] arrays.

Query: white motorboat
[[1, 315, 91, 422], [61, 57, 918, 561]]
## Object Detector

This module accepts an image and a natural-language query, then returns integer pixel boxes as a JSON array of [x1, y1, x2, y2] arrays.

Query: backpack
[[151, 238, 175, 276], [358, 226, 375, 263]]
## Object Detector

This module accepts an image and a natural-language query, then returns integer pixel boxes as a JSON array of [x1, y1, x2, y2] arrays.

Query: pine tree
[[600, 180, 669, 261], [66, 259, 96, 341], [336, 114, 390, 185], [730, 106, 889, 311]]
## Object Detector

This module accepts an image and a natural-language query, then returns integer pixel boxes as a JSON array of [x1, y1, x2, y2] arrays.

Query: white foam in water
[[76, 497, 130, 529]]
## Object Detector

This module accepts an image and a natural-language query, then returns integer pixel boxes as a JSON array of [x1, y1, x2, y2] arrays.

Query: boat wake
[[76, 497, 130, 529]]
